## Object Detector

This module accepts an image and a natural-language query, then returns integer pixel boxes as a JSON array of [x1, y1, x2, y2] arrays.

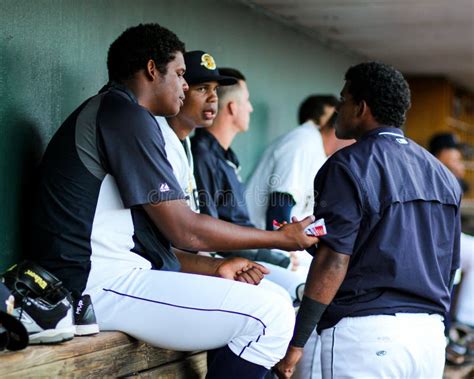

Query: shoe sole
[[75, 324, 100, 336], [28, 326, 76, 344]]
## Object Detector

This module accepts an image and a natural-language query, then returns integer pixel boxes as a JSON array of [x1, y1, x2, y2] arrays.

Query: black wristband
[[290, 296, 328, 348]]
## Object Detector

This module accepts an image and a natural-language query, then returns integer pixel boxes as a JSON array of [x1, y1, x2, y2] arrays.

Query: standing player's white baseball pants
[[293, 329, 322, 379], [86, 268, 295, 369], [320, 313, 445, 379]]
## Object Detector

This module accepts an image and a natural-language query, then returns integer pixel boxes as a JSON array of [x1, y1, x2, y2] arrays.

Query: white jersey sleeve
[[156, 117, 200, 212]]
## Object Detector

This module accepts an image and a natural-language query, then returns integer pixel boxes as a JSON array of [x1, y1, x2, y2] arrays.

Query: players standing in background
[[429, 133, 474, 365], [246, 95, 338, 232]]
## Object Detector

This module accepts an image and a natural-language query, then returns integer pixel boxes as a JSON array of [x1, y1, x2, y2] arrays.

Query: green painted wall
[[0, 0, 360, 271]]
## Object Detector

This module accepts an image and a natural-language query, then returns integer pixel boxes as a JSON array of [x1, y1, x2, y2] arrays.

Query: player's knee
[[276, 298, 296, 341], [263, 291, 295, 344]]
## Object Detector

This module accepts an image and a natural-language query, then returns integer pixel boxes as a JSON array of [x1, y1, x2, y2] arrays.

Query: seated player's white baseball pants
[[320, 313, 445, 379], [86, 268, 295, 369]]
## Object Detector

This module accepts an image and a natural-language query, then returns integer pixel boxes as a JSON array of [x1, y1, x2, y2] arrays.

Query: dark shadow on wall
[[0, 109, 44, 271], [0, 39, 82, 272]]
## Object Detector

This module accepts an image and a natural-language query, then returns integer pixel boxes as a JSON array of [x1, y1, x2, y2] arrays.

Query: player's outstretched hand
[[274, 345, 304, 378], [278, 215, 319, 251], [215, 257, 270, 285]]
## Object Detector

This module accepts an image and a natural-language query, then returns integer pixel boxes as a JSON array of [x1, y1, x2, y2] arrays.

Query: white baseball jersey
[[156, 117, 200, 213], [246, 121, 327, 229], [456, 232, 474, 326]]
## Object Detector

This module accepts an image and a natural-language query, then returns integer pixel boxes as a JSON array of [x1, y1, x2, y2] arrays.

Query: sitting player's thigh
[[89, 268, 294, 352]]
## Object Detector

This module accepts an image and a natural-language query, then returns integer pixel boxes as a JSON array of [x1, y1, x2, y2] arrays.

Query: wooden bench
[[0, 332, 207, 378]]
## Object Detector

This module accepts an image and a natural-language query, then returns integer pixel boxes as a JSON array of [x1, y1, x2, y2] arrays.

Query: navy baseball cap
[[428, 133, 461, 156], [0, 282, 28, 350], [184, 51, 237, 86]]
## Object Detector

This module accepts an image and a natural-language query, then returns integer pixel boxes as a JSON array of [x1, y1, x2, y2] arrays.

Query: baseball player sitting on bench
[[30, 23, 318, 379]]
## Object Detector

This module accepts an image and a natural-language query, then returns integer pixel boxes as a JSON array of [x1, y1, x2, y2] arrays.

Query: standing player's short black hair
[[107, 23, 185, 82], [217, 68, 246, 110], [428, 133, 461, 157], [218, 68, 246, 81], [298, 95, 339, 125], [345, 62, 411, 128]]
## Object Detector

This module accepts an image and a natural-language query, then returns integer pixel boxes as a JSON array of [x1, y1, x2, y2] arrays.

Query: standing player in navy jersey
[[276, 62, 461, 378], [30, 23, 317, 379]]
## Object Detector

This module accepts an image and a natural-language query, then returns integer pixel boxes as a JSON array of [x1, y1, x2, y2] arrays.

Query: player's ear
[[228, 101, 238, 116], [356, 100, 368, 118], [145, 59, 159, 81]]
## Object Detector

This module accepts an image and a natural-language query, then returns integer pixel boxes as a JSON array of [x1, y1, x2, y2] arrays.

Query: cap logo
[[200, 53, 216, 70]]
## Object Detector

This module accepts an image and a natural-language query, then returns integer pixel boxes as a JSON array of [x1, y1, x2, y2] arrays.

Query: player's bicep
[[313, 162, 363, 255], [143, 200, 196, 245]]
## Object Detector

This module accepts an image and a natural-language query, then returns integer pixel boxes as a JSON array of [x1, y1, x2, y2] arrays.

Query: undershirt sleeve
[[265, 192, 296, 230]]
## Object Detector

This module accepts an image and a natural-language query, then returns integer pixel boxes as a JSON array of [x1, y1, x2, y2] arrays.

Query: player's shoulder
[[102, 87, 150, 119], [191, 135, 218, 167], [271, 128, 320, 159], [99, 88, 156, 132], [283, 123, 317, 143]]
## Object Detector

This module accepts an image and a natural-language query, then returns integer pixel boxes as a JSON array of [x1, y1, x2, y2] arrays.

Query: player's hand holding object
[[274, 215, 324, 252]]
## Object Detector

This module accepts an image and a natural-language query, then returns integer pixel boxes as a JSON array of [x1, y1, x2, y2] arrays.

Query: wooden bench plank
[[0, 332, 201, 378], [125, 352, 207, 379]]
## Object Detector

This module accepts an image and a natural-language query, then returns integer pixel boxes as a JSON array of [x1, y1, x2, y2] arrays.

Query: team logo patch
[[159, 183, 170, 192], [200, 53, 216, 70], [396, 138, 408, 144]]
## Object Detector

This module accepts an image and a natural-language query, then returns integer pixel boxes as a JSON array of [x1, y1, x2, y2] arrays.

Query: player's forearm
[[304, 244, 350, 303], [144, 201, 315, 253], [289, 244, 349, 348], [174, 249, 220, 276], [178, 212, 288, 252]]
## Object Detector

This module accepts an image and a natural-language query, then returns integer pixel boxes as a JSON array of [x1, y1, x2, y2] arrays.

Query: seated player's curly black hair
[[107, 23, 185, 82], [345, 62, 411, 128]]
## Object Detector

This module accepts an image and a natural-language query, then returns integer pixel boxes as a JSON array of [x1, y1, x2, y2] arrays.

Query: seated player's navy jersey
[[191, 129, 254, 227], [31, 83, 185, 297], [312, 127, 462, 331]]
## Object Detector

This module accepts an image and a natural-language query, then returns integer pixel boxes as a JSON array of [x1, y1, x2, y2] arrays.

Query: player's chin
[[198, 119, 214, 128], [159, 103, 181, 117]]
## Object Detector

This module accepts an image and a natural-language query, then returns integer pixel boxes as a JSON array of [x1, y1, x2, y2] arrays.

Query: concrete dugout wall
[[0, 0, 360, 270]]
